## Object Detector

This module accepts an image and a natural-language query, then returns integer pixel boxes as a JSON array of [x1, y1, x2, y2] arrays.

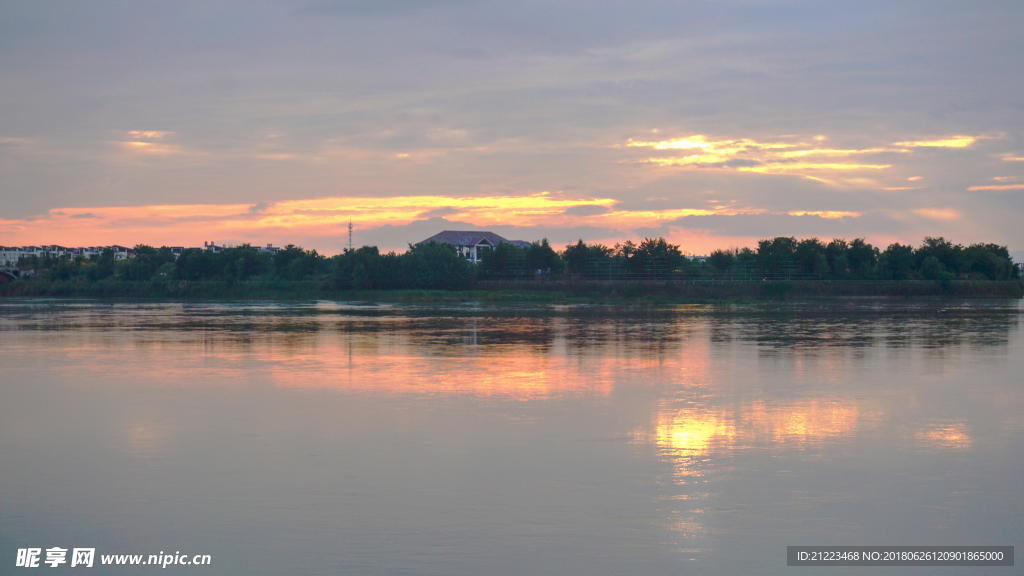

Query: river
[[1, 300, 1020, 574]]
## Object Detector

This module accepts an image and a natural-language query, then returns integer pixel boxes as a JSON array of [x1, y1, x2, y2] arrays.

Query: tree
[[825, 238, 849, 276], [963, 243, 1016, 280], [877, 243, 914, 280], [562, 240, 612, 274], [333, 246, 402, 290], [847, 238, 877, 277], [613, 240, 637, 260], [708, 249, 733, 272], [88, 248, 117, 281], [479, 242, 526, 277], [223, 244, 260, 280], [526, 239, 564, 273], [122, 244, 175, 281], [401, 241, 472, 290], [634, 237, 683, 273], [915, 237, 964, 274], [920, 256, 952, 281], [794, 238, 826, 275], [274, 245, 306, 278], [757, 237, 797, 275]]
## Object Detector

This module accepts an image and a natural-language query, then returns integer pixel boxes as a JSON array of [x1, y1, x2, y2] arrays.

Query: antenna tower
[[348, 220, 353, 252]]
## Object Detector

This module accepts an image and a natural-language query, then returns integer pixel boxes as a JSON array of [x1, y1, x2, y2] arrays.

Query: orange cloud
[[627, 135, 796, 152], [967, 184, 1024, 191], [127, 131, 172, 139], [628, 133, 984, 187], [119, 141, 182, 155], [912, 208, 960, 221], [0, 193, 866, 252], [737, 162, 890, 173], [629, 135, 894, 185], [775, 147, 899, 158], [786, 211, 862, 219], [1, 194, 620, 247], [892, 136, 976, 148]]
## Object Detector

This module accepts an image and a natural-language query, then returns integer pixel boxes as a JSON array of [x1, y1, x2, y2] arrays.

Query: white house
[[0, 247, 23, 266], [416, 231, 531, 263]]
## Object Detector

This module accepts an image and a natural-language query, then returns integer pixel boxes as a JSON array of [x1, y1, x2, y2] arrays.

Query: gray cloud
[[563, 204, 610, 216], [299, 0, 463, 17], [419, 207, 460, 218]]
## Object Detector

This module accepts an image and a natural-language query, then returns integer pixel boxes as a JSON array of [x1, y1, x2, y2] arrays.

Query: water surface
[[1, 300, 1021, 574]]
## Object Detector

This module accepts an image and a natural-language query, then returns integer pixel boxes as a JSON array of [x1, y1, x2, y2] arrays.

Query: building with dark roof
[[417, 230, 531, 263]]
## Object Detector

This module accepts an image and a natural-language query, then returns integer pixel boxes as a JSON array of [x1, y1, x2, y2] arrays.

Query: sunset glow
[[967, 184, 1024, 191], [0, 193, 874, 251], [893, 136, 977, 148], [621, 133, 985, 187]]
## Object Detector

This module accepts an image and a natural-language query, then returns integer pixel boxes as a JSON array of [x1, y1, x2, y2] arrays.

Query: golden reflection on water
[[265, 349, 619, 399], [654, 399, 861, 480], [741, 400, 860, 445], [915, 421, 972, 449], [44, 321, 713, 400]]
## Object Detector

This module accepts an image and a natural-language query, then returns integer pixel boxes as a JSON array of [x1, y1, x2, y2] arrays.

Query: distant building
[[2, 245, 75, 264], [0, 247, 21, 266], [110, 245, 134, 260], [417, 231, 531, 263]]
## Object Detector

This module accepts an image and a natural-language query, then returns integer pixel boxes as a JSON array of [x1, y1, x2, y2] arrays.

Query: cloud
[[622, 133, 976, 185], [787, 211, 862, 219], [737, 162, 891, 173], [967, 184, 1024, 191], [0, 194, 628, 251], [1, 2, 1022, 254], [419, 207, 460, 218], [563, 204, 610, 216], [892, 136, 976, 148], [0, 194, 871, 254], [127, 131, 172, 139], [912, 208, 960, 221], [0, 137, 32, 149], [119, 141, 182, 155], [299, 0, 460, 17]]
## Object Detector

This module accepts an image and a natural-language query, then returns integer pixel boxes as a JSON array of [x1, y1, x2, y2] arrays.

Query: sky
[[1, 0, 1022, 256]]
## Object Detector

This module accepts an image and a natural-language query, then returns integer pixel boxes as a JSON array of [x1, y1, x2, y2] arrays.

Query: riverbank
[[1, 277, 1021, 302]]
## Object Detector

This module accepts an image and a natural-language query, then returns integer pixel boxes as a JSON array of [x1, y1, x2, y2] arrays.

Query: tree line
[[11, 235, 1020, 291], [728, 236, 1019, 281]]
